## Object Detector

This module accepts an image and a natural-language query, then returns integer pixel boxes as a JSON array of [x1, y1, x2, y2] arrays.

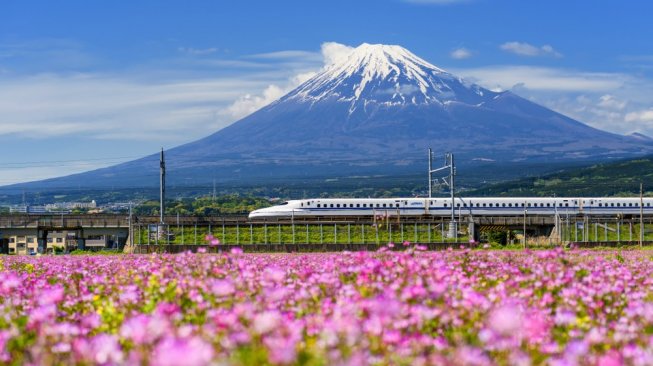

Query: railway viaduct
[[1, 213, 651, 254]]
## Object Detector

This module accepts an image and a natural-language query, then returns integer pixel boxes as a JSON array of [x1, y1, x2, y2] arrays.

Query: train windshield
[[278, 202, 289, 205]]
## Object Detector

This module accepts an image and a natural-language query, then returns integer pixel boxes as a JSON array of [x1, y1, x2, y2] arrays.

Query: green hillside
[[468, 156, 653, 197]]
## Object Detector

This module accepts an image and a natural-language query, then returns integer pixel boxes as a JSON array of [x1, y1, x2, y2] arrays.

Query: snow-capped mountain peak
[[286, 43, 492, 110]]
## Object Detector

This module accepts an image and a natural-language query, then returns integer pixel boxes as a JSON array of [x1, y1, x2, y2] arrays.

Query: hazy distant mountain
[[6, 43, 653, 191]]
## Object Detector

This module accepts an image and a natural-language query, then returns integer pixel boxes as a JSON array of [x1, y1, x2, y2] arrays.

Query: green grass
[[133, 223, 468, 245], [559, 221, 653, 242]]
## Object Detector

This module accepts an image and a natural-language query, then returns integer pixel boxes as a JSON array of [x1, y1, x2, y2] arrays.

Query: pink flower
[[39, 285, 65, 306], [211, 279, 235, 297], [152, 336, 214, 366], [488, 304, 523, 336], [253, 311, 281, 334]]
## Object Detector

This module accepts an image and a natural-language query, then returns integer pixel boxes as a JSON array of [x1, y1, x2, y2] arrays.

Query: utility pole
[[428, 148, 433, 198], [523, 201, 527, 249], [640, 183, 644, 248], [427, 149, 456, 238], [129, 202, 133, 248], [160, 148, 165, 225]]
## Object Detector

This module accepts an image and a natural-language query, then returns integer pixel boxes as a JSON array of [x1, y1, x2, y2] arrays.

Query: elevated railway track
[[1, 213, 652, 254]]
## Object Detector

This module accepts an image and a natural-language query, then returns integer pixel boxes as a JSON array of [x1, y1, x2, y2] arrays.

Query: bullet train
[[248, 197, 653, 219]]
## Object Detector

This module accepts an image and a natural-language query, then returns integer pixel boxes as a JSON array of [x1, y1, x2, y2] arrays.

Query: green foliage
[[484, 230, 507, 245], [469, 156, 653, 197], [132, 194, 272, 216]]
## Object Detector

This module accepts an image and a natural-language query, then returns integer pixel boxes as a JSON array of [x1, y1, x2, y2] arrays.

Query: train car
[[248, 197, 653, 219]]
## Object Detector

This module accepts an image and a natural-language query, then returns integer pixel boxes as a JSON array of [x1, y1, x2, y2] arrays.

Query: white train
[[248, 197, 653, 219]]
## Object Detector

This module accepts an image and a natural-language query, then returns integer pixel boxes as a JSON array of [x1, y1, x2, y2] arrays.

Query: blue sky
[[1, 0, 653, 184]]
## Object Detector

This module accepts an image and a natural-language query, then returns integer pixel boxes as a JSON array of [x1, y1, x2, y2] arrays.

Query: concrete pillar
[[414, 223, 418, 243], [348, 224, 351, 244]]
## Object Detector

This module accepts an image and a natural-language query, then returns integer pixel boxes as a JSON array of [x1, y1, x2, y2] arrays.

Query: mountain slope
[[5, 43, 653, 192]]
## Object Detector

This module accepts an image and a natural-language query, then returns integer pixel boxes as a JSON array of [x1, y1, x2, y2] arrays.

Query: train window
[[382, 204, 387, 208], [444, 203, 448, 207], [598, 203, 602, 207], [546, 203, 550, 207], [463, 203, 467, 207], [527, 203, 531, 207], [330, 204, 334, 208], [488, 203, 492, 207], [363, 204, 367, 208], [616, 203, 620, 207], [565, 203, 569, 207], [336, 204, 340, 208], [476, 203, 480, 207], [395, 203, 400, 208], [629, 203, 633, 207], [456, 203, 460, 207], [317, 204, 321, 208], [483, 203, 487, 207], [648, 203, 651, 207], [356, 204, 360, 208], [376, 204, 380, 208], [502, 203, 506, 207], [508, 203, 512, 207], [301, 203, 304, 207]]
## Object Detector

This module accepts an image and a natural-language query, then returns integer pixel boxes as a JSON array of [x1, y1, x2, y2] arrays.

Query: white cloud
[[222, 42, 351, 119], [500, 42, 562, 58], [450, 47, 472, 60], [223, 84, 286, 119], [598, 94, 627, 110], [0, 73, 273, 140], [321, 42, 354, 66], [625, 109, 653, 123], [453, 64, 653, 136]]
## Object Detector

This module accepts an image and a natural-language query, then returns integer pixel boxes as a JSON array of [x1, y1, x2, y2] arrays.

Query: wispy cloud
[[177, 47, 218, 56], [455, 65, 623, 92], [222, 42, 353, 119], [248, 50, 321, 61], [454, 64, 653, 136], [500, 42, 562, 58], [450, 47, 472, 60], [625, 109, 653, 123]]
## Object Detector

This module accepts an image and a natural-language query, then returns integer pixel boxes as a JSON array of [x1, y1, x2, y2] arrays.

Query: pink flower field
[[1, 249, 653, 365]]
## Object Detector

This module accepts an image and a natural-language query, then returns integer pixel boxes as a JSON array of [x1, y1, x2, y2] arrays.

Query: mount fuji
[[8, 43, 653, 191]]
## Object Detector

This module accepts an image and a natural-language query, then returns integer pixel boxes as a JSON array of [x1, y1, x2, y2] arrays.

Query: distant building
[[9, 205, 48, 214], [45, 200, 97, 211]]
